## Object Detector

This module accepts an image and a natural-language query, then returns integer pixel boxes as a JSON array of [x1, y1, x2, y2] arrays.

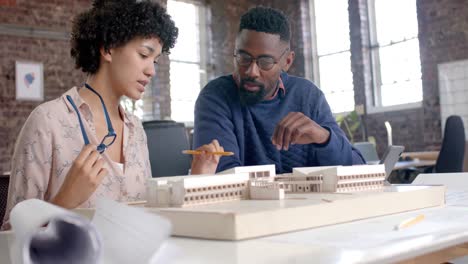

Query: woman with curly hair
[[1, 0, 222, 229]]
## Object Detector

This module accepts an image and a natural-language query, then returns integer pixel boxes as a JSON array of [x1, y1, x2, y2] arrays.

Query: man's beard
[[238, 78, 267, 106]]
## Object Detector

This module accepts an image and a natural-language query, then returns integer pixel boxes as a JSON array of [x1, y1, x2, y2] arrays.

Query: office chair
[[143, 121, 192, 177], [434, 115, 465, 173], [353, 142, 380, 164], [0, 174, 9, 225], [405, 115, 465, 183]]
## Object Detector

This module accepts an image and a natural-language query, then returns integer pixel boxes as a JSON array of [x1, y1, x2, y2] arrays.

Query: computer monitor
[[379, 145, 405, 179], [143, 121, 192, 177]]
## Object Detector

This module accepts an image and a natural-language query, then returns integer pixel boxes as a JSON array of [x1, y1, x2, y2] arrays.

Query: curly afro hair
[[239, 6, 290, 42], [70, 0, 178, 74]]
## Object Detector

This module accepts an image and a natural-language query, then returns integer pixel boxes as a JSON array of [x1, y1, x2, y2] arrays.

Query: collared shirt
[[264, 77, 285, 100], [232, 73, 286, 100], [1, 87, 151, 229]]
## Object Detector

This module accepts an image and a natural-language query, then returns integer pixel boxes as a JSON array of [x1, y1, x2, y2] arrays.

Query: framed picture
[[15, 61, 44, 101]]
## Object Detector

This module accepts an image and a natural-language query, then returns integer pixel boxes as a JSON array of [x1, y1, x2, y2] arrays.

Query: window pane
[[120, 98, 142, 119], [379, 39, 421, 84], [381, 80, 422, 106], [170, 62, 201, 122], [168, 0, 205, 122], [374, 0, 418, 45], [171, 100, 195, 122], [314, 0, 350, 55], [379, 39, 422, 106], [167, 1, 200, 63], [318, 52, 355, 113]]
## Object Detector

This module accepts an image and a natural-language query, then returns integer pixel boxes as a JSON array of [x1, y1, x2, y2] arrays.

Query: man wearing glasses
[[193, 6, 365, 174]]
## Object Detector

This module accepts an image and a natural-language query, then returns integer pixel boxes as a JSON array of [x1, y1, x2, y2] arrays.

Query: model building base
[[73, 185, 445, 241], [145, 185, 445, 240]]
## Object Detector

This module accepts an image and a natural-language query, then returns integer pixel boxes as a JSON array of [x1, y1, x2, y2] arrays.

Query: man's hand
[[190, 139, 224, 175], [52, 145, 108, 209], [272, 112, 330, 151]]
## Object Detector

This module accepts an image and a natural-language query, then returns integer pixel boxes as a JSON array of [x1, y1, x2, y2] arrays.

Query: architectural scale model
[[249, 180, 285, 200], [147, 164, 387, 207], [147, 173, 250, 207], [292, 164, 386, 193], [219, 164, 276, 179]]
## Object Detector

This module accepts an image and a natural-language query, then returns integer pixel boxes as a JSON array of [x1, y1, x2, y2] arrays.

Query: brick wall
[[0, 0, 174, 173], [0, 0, 89, 29], [0, 1, 91, 173], [418, 0, 468, 148]]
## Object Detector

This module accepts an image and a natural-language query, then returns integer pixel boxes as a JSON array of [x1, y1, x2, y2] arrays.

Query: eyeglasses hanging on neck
[[66, 83, 117, 154]]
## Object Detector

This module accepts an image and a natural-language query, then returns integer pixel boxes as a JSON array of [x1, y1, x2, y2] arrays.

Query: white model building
[[219, 164, 276, 179], [249, 180, 284, 200], [292, 164, 386, 193], [147, 173, 250, 207], [147, 164, 386, 207], [274, 173, 323, 193]]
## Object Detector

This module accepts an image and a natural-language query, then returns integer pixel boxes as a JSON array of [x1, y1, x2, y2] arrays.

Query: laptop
[[379, 145, 405, 180]]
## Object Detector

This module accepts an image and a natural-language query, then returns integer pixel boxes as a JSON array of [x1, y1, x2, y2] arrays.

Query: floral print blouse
[[1, 87, 151, 229]]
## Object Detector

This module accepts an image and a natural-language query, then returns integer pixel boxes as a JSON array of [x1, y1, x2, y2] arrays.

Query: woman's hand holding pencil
[[189, 139, 229, 175], [182, 150, 234, 156]]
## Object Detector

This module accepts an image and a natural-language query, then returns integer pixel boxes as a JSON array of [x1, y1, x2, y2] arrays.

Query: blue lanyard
[[66, 83, 117, 153]]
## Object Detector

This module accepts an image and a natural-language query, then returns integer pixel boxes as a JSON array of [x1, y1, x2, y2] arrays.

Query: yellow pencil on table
[[126, 200, 147, 206], [394, 214, 425, 230], [182, 150, 234, 156]]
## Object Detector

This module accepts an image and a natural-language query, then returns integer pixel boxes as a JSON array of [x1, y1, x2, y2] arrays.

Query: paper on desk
[[8, 198, 173, 264], [412, 173, 468, 206], [445, 190, 468, 206], [412, 173, 468, 189], [9, 199, 101, 264], [92, 198, 172, 264], [263, 206, 468, 250]]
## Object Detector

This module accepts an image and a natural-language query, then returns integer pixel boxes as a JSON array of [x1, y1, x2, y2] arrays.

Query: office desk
[[166, 205, 468, 264], [394, 160, 437, 170], [2, 205, 468, 264], [3, 173, 468, 264], [401, 151, 439, 161], [394, 151, 438, 171]]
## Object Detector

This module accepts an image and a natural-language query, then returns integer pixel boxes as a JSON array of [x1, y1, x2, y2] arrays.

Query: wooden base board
[[147, 185, 445, 240], [74, 185, 445, 241]]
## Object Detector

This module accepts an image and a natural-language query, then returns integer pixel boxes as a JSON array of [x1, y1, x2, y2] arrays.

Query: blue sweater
[[194, 72, 366, 173]]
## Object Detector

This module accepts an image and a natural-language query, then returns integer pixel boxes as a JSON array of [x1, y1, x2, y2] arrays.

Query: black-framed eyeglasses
[[233, 48, 289, 71], [66, 83, 117, 154]]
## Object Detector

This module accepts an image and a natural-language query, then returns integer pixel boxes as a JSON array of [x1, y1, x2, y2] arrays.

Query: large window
[[310, 0, 354, 113], [368, 0, 422, 110], [167, 0, 208, 123]]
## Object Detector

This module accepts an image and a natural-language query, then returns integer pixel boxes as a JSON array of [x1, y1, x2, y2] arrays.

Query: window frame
[[308, 0, 355, 115], [168, 0, 210, 125], [366, 0, 422, 114]]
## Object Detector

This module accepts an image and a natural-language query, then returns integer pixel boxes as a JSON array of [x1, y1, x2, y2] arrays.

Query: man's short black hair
[[71, 0, 178, 74], [239, 6, 290, 42]]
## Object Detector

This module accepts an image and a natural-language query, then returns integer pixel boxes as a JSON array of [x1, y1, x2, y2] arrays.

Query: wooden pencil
[[182, 150, 234, 156]]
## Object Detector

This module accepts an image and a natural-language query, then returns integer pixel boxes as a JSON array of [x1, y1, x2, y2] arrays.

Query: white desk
[[2, 205, 468, 264], [3, 173, 468, 263], [166, 206, 468, 264]]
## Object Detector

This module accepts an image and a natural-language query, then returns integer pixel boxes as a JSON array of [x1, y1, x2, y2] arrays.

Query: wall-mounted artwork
[[15, 61, 44, 101]]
